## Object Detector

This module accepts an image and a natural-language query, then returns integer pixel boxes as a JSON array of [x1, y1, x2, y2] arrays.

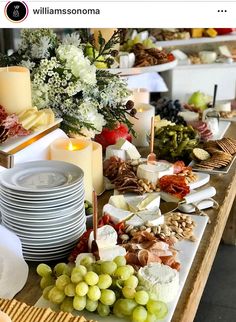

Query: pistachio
[[120, 234, 130, 241], [125, 225, 134, 233]]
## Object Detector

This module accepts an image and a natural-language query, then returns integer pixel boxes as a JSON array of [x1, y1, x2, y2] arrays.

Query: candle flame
[[138, 108, 143, 112], [68, 141, 75, 151]]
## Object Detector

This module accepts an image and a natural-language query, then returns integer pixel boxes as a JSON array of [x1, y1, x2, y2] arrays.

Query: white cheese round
[[138, 263, 179, 303], [137, 162, 173, 184], [216, 101, 231, 112], [105, 145, 126, 161]]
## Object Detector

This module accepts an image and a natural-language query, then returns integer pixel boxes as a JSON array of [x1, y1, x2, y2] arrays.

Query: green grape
[[40, 275, 54, 289], [71, 266, 87, 284], [114, 256, 126, 267], [63, 263, 74, 276], [92, 263, 101, 275], [113, 300, 125, 318], [97, 274, 112, 289], [85, 299, 98, 312], [48, 287, 65, 304], [145, 312, 157, 322], [42, 285, 54, 300], [132, 306, 148, 322], [55, 274, 71, 291], [115, 299, 137, 316], [73, 295, 86, 311], [60, 297, 74, 313], [124, 276, 139, 289], [126, 265, 135, 275], [53, 263, 68, 277], [100, 261, 117, 275], [114, 266, 131, 281], [37, 263, 52, 277], [75, 282, 89, 296], [84, 271, 99, 286], [100, 289, 116, 306], [122, 286, 136, 299], [64, 283, 76, 297], [146, 300, 168, 319], [80, 256, 94, 267], [87, 285, 101, 301], [134, 290, 149, 305], [97, 302, 110, 317]]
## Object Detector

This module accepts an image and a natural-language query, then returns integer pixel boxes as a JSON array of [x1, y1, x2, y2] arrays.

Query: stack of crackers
[[0, 298, 97, 322], [195, 137, 236, 170]]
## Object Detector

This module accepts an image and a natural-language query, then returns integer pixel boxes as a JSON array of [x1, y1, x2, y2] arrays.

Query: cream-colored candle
[[131, 88, 150, 105], [91, 28, 119, 50], [0, 66, 32, 115], [50, 138, 93, 202], [92, 142, 104, 195], [129, 103, 155, 147]]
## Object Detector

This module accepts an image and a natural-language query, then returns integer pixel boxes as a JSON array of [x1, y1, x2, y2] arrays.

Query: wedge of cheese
[[136, 193, 160, 211], [103, 204, 133, 223], [108, 195, 129, 211], [115, 138, 141, 160]]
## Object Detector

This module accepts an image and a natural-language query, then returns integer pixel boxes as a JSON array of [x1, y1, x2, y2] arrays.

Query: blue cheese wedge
[[138, 263, 179, 302], [115, 138, 141, 160], [88, 225, 118, 249], [108, 195, 129, 211]]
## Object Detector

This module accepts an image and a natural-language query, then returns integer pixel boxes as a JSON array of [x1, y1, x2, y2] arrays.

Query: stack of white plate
[[0, 160, 86, 261]]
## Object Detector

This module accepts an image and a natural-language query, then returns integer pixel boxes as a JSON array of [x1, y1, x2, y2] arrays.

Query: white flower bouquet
[[0, 29, 136, 138]]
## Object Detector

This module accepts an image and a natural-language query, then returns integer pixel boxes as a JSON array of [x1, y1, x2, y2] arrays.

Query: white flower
[[31, 36, 52, 59], [20, 60, 35, 70], [62, 33, 81, 47]]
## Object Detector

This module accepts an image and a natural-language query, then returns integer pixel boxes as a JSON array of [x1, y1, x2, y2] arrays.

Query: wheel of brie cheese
[[138, 262, 179, 303]]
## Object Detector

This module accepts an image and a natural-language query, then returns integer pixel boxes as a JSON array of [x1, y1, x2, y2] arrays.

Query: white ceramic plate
[[0, 183, 83, 199], [188, 172, 210, 190], [0, 161, 84, 192], [211, 120, 230, 140], [0, 192, 84, 208]]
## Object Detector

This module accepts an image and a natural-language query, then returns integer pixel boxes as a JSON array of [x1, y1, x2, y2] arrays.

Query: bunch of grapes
[[152, 98, 186, 125], [37, 256, 168, 322]]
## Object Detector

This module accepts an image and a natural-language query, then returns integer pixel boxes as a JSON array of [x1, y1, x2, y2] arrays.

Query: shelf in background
[[156, 33, 236, 48]]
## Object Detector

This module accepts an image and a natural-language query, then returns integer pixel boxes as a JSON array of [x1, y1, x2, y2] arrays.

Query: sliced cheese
[[103, 204, 133, 223], [137, 193, 160, 211], [88, 225, 118, 250], [138, 263, 179, 302], [126, 214, 145, 227], [138, 209, 164, 227], [98, 245, 126, 261], [115, 138, 141, 160], [108, 195, 129, 211]]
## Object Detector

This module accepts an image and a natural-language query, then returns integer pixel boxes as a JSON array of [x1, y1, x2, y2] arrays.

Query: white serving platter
[[106, 59, 177, 76], [0, 119, 62, 153], [36, 214, 208, 322], [211, 120, 230, 140]]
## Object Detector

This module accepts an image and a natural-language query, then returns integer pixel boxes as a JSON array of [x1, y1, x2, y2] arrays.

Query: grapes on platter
[[36, 257, 168, 321], [151, 98, 186, 125]]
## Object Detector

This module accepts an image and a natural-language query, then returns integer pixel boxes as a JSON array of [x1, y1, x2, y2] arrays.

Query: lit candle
[[131, 88, 150, 105], [129, 103, 155, 147], [0, 66, 32, 115], [92, 142, 104, 195], [50, 138, 93, 202], [91, 28, 119, 50]]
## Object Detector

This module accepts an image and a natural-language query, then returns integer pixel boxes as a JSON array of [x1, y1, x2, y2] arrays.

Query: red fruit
[[95, 124, 132, 150], [214, 28, 234, 35]]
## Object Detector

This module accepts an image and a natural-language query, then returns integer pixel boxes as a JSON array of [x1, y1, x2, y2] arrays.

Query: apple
[[188, 91, 212, 111], [94, 124, 132, 150]]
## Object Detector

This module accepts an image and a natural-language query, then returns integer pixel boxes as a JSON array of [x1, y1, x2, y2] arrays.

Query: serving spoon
[[147, 116, 157, 164], [91, 191, 100, 260]]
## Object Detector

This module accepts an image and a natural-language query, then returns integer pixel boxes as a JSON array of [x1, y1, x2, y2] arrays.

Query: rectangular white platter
[[0, 119, 62, 153], [36, 214, 208, 322], [211, 120, 230, 140]]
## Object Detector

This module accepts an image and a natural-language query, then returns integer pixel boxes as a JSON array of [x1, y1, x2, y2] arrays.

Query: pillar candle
[[50, 138, 93, 202], [92, 142, 104, 195], [131, 88, 150, 105], [129, 103, 155, 147], [0, 66, 32, 115]]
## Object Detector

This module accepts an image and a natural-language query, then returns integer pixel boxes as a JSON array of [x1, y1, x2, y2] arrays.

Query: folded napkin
[[0, 225, 29, 299]]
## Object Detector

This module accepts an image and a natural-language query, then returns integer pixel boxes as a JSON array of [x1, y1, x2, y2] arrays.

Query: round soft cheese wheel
[[0, 311, 12, 322]]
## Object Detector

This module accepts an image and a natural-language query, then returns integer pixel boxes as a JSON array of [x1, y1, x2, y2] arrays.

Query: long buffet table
[[15, 122, 236, 322]]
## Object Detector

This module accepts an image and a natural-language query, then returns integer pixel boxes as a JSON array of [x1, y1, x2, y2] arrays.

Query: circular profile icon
[[5, 1, 28, 23]]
